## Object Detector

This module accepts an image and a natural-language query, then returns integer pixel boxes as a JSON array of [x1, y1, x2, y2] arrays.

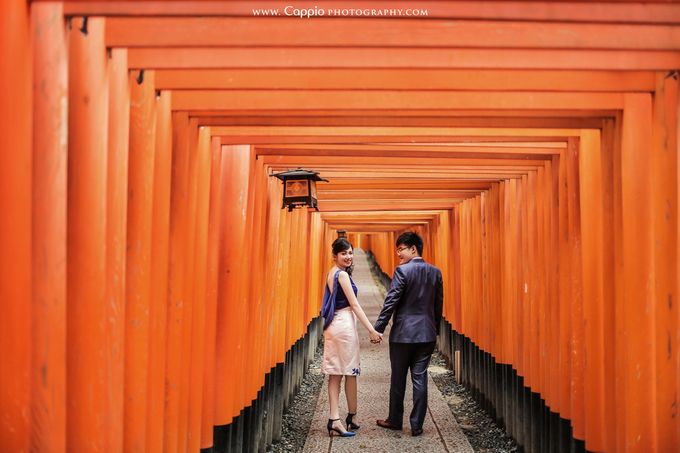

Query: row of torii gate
[[1, 1, 679, 453]]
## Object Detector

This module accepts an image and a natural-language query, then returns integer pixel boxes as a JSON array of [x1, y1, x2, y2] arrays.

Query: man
[[373, 231, 443, 437]]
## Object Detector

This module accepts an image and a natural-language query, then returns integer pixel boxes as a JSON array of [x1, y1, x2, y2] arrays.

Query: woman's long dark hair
[[332, 237, 354, 275]]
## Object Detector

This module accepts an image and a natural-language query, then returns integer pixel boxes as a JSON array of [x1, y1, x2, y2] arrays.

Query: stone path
[[302, 250, 474, 453]]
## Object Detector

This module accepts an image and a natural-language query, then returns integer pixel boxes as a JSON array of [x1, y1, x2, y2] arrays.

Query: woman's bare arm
[[338, 272, 382, 342]]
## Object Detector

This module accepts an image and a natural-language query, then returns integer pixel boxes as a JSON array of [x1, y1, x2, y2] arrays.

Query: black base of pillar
[[210, 316, 323, 453], [437, 320, 593, 453]]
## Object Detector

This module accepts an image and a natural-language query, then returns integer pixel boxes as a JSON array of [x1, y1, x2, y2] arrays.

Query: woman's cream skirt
[[321, 307, 361, 376]]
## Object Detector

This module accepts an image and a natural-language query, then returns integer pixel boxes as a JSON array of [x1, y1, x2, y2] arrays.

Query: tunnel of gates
[[1, 1, 680, 453]]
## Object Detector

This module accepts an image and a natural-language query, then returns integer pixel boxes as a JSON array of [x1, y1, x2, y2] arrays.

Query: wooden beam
[[171, 91, 623, 111], [196, 115, 606, 130], [62, 1, 680, 24], [212, 125, 584, 139], [106, 17, 680, 50], [260, 154, 547, 167], [253, 145, 558, 160], [322, 180, 494, 190], [155, 69, 656, 91], [128, 47, 680, 70], [318, 202, 456, 211], [191, 109, 616, 118]]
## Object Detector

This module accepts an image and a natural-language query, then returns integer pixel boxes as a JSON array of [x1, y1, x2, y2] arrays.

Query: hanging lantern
[[337, 230, 347, 238], [270, 168, 328, 212]]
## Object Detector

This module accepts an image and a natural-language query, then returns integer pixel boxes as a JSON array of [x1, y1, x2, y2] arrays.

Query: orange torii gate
[[1, 1, 678, 453]]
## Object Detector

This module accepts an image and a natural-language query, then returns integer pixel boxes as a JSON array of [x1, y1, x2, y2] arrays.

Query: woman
[[320, 238, 382, 437]]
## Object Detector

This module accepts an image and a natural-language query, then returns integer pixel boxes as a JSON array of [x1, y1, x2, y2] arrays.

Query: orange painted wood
[[0, 1, 32, 451], [176, 120, 200, 452], [578, 131, 607, 451], [125, 68, 157, 453], [106, 17, 680, 50], [517, 175, 528, 380], [262, 154, 546, 168], [256, 143, 562, 155], [611, 112, 629, 453], [62, 1, 680, 24], [187, 126, 212, 452], [211, 126, 583, 141], [154, 69, 656, 91], [106, 46, 130, 453], [128, 47, 680, 71], [308, 214, 324, 323], [10, 4, 680, 452], [214, 145, 251, 423], [651, 73, 679, 452], [546, 158, 560, 414], [620, 93, 656, 452], [277, 197, 292, 355], [173, 91, 623, 111], [525, 170, 538, 391], [241, 155, 260, 406], [146, 90, 173, 453], [201, 138, 223, 448], [565, 141, 585, 440], [246, 159, 269, 402], [201, 113, 607, 126], [30, 3, 67, 451], [266, 177, 285, 363], [164, 112, 191, 453], [599, 119, 618, 453], [555, 149, 572, 420], [66, 17, 114, 452]]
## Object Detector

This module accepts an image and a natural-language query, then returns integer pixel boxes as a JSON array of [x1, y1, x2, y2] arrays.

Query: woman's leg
[[328, 374, 343, 419], [345, 375, 357, 416], [328, 375, 348, 432]]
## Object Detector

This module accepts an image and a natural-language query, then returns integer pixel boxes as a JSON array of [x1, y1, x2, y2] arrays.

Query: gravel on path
[[429, 353, 519, 453], [267, 342, 325, 453]]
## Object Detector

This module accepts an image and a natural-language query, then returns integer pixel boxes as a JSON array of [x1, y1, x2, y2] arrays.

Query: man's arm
[[434, 269, 443, 335], [374, 266, 407, 333]]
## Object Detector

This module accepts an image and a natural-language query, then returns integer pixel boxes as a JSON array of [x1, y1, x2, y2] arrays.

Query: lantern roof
[[270, 168, 328, 182]]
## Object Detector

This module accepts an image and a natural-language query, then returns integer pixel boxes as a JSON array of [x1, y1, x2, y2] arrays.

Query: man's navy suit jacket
[[374, 257, 444, 343]]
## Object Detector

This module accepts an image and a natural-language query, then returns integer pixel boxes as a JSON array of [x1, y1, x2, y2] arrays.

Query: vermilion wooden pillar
[[250, 159, 269, 401], [165, 111, 191, 453], [125, 68, 157, 452], [201, 137, 224, 448], [266, 178, 284, 363], [651, 73, 679, 452], [579, 131, 607, 452], [187, 126, 212, 452], [620, 94, 655, 452], [146, 90, 172, 453], [67, 17, 112, 452], [177, 120, 200, 453], [565, 141, 585, 442], [106, 47, 129, 453], [600, 119, 618, 453], [215, 145, 251, 425], [0, 0, 32, 452], [556, 150, 572, 421], [31, 3, 67, 452]]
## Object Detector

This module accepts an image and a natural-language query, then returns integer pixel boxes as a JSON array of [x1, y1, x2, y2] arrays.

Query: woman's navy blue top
[[334, 274, 358, 310]]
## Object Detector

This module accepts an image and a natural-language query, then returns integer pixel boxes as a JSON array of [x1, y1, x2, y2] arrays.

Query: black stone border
[[202, 316, 324, 453], [437, 319, 590, 453]]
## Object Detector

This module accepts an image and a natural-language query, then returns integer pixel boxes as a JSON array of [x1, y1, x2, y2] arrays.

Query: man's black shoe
[[411, 428, 424, 437]]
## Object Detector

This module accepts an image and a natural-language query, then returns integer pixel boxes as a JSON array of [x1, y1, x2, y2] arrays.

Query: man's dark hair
[[396, 231, 423, 256]]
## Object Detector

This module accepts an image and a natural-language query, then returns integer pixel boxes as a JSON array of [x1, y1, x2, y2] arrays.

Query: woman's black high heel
[[327, 418, 356, 437], [345, 413, 360, 430]]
